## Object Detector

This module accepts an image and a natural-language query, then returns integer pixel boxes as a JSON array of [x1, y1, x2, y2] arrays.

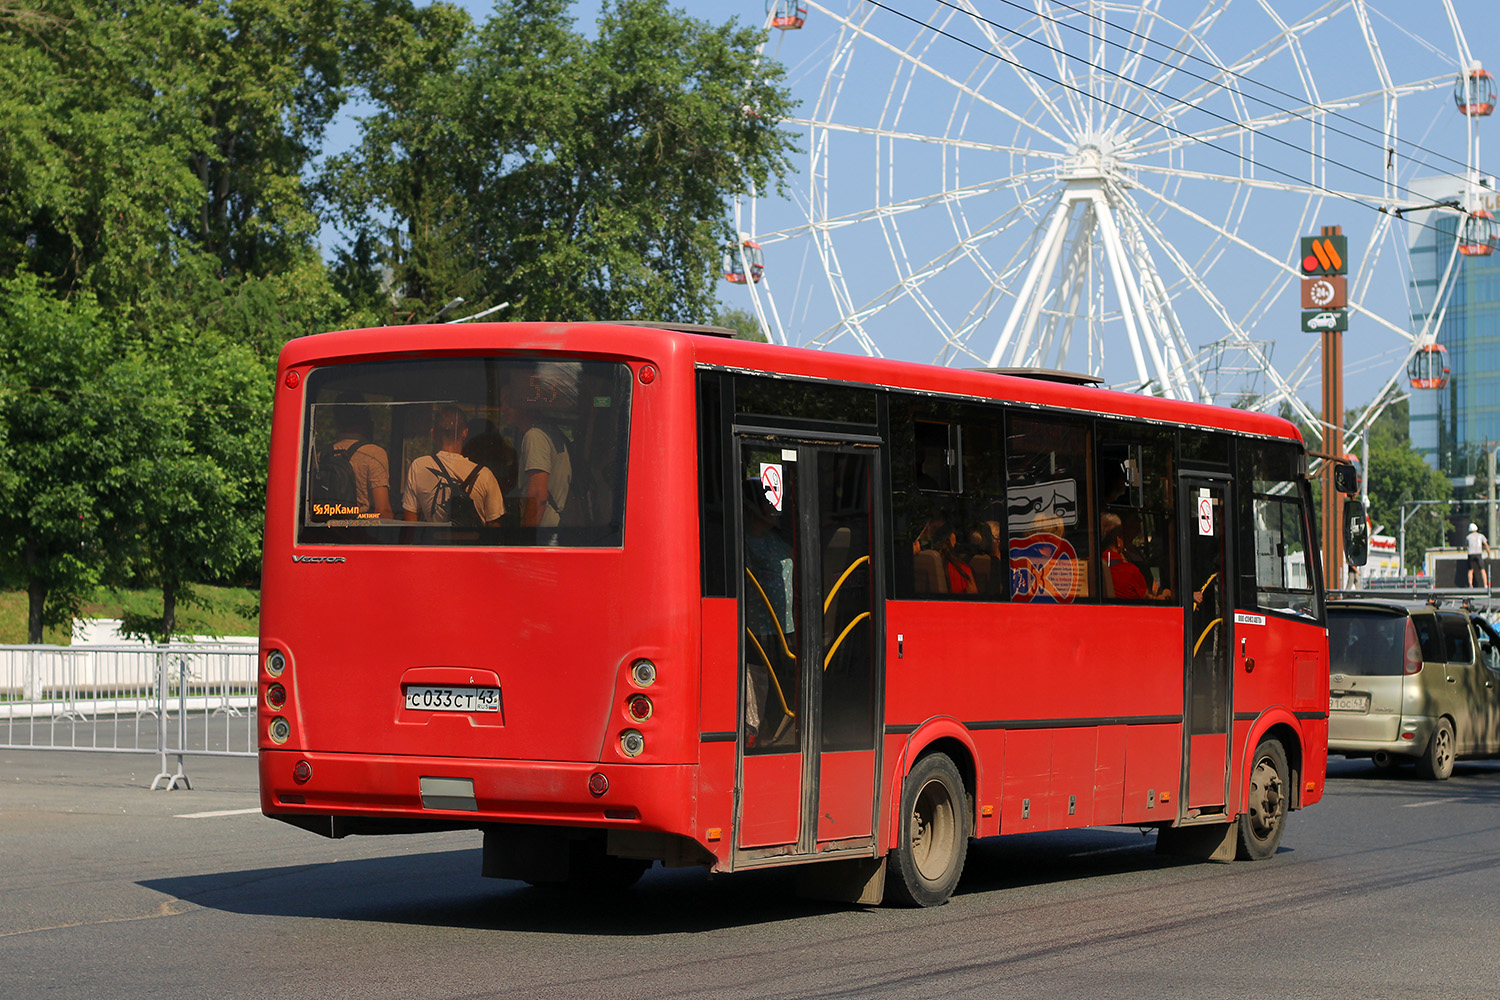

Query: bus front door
[[1180, 476, 1233, 815], [734, 436, 882, 862]]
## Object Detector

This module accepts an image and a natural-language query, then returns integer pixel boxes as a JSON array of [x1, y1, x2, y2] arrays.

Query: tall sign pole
[[1302, 226, 1350, 590]]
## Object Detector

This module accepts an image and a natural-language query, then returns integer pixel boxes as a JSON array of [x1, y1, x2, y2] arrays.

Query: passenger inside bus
[[461, 417, 518, 521], [1102, 512, 1172, 600], [400, 405, 506, 526], [500, 380, 573, 534], [742, 478, 797, 747], [324, 395, 394, 519]]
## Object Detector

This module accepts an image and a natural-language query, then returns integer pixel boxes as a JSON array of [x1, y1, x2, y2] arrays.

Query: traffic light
[[1300, 235, 1348, 276]]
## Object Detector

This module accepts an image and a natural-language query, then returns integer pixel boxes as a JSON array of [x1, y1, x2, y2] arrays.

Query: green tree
[[326, 0, 797, 324], [1358, 398, 1452, 572], [713, 305, 767, 341], [113, 335, 272, 641], [0, 275, 132, 641]]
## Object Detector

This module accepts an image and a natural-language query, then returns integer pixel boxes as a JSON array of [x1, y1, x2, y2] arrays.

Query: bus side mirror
[[1333, 460, 1359, 495], [1344, 499, 1369, 567]]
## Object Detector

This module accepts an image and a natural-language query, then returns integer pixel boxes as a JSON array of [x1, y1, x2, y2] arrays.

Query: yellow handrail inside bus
[[824, 611, 871, 670], [1192, 572, 1219, 610], [745, 568, 797, 661], [745, 629, 794, 717], [1193, 618, 1223, 657], [823, 555, 871, 614]]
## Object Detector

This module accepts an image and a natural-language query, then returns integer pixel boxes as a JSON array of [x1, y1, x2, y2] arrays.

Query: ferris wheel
[[733, 0, 1491, 444]]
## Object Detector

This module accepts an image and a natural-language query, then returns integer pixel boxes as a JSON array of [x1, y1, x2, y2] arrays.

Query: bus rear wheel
[[1236, 738, 1288, 861], [885, 753, 968, 907]]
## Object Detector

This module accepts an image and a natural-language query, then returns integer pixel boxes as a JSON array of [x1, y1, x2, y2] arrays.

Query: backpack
[[312, 439, 366, 508], [428, 454, 486, 527]]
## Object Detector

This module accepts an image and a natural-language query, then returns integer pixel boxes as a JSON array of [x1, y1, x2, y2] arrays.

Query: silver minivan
[[1328, 599, 1500, 779]]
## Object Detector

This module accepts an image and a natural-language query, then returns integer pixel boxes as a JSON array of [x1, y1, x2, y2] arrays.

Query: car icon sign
[[1307, 311, 1339, 330]]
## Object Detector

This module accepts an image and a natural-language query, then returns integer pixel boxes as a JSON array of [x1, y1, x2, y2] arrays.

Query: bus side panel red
[[1092, 724, 1127, 826], [695, 740, 735, 867], [1001, 730, 1052, 833], [739, 754, 800, 848], [699, 599, 739, 735], [1049, 729, 1097, 830], [818, 751, 875, 841], [1122, 724, 1181, 825]]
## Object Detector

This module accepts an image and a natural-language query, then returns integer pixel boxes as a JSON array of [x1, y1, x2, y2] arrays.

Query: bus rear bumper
[[259, 749, 696, 834]]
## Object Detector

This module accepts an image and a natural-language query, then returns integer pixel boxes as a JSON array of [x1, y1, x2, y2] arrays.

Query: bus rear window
[[297, 357, 632, 547]]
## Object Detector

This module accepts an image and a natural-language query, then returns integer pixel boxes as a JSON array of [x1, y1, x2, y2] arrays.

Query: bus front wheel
[[1236, 738, 1288, 861], [885, 753, 969, 907]]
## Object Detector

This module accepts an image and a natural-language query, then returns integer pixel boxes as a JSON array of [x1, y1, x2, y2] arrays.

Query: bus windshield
[[297, 356, 632, 547]]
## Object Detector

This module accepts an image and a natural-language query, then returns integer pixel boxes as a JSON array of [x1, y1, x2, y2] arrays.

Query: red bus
[[259, 321, 1334, 906]]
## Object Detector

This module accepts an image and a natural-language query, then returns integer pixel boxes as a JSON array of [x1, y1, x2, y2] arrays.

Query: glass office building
[[1408, 174, 1500, 480]]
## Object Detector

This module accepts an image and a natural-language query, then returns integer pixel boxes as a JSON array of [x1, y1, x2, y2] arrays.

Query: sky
[[327, 1, 1497, 416]]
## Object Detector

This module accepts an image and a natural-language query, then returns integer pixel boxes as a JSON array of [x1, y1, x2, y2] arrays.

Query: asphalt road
[[5, 749, 1500, 1000]]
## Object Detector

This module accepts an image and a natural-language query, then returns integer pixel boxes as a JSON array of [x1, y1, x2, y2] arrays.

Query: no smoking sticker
[[1198, 495, 1215, 536], [760, 463, 784, 511]]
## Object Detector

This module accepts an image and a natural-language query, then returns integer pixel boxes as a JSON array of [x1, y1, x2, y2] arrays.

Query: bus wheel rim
[[910, 777, 956, 880], [1247, 755, 1283, 839]]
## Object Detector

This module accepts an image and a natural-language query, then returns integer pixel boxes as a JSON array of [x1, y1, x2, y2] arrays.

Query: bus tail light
[[630, 658, 657, 687], [292, 760, 312, 784], [626, 694, 653, 722], [265, 683, 287, 712], [1403, 620, 1423, 675], [620, 730, 645, 757], [269, 717, 291, 744], [588, 772, 609, 797], [265, 649, 287, 677]]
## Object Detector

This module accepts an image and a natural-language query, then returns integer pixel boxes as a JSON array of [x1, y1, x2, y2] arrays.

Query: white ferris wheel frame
[[736, 0, 1488, 455]]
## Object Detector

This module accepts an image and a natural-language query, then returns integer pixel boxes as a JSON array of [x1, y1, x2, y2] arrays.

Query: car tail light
[[1403, 620, 1423, 675]]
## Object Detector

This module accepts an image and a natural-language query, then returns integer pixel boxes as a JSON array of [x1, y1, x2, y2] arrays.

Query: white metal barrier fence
[[0, 643, 259, 789]]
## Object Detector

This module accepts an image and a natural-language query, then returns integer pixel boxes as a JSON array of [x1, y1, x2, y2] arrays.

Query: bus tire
[[1236, 738, 1288, 861], [885, 752, 969, 907], [1416, 718, 1455, 781]]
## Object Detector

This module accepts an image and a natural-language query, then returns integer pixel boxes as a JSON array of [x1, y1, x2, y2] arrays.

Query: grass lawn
[[0, 586, 259, 645]]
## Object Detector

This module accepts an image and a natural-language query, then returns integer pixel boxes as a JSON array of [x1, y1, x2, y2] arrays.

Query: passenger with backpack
[[313, 397, 393, 519], [400, 405, 505, 527], [501, 381, 571, 537]]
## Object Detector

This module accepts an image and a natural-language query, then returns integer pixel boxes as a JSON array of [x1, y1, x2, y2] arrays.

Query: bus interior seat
[[970, 553, 991, 594], [914, 548, 947, 594]]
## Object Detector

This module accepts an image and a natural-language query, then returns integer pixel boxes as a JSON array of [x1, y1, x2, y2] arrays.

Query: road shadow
[[140, 849, 856, 934], [141, 825, 1218, 933], [1327, 756, 1500, 799]]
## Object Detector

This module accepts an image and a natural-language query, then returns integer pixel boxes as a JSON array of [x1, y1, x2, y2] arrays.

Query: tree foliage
[[0, 0, 797, 639], [1359, 398, 1453, 571], [326, 0, 798, 323]]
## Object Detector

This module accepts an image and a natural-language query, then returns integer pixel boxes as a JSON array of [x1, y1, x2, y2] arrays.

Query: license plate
[[1329, 691, 1369, 712], [404, 685, 500, 713]]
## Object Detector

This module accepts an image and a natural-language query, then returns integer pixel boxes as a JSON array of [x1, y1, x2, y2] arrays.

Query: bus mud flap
[[1155, 822, 1236, 862], [796, 857, 886, 905]]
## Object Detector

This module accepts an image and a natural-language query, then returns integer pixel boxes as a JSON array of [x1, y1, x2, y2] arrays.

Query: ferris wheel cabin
[[1454, 65, 1497, 117], [1409, 343, 1451, 390], [1458, 209, 1497, 256], [723, 239, 765, 285], [768, 1, 807, 30]]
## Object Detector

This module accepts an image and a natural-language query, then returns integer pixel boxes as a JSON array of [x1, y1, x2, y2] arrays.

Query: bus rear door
[[1180, 476, 1234, 816], [734, 434, 883, 863]]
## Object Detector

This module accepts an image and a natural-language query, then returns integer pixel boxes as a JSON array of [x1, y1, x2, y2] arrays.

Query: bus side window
[[1097, 425, 1175, 604], [1006, 414, 1093, 603]]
